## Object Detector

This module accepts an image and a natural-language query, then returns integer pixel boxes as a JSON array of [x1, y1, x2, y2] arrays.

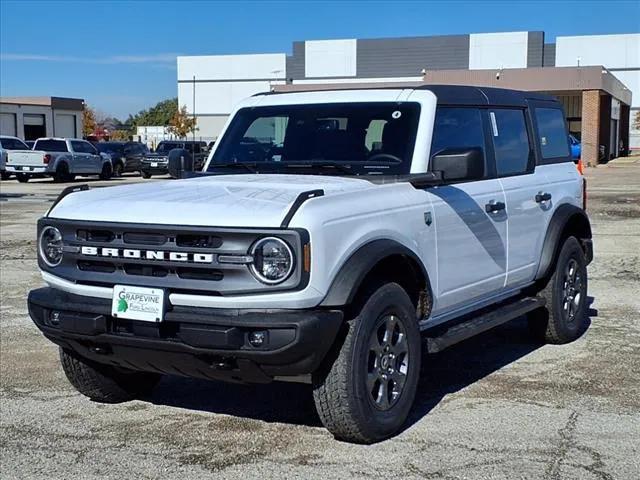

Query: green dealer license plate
[[111, 285, 165, 322]]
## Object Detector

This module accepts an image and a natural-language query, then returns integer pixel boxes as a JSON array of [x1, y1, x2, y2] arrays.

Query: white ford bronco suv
[[28, 86, 592, 443]]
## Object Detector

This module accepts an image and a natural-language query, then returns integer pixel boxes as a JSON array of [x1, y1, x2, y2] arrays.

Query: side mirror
[[167, 148, 194, 179], [431, 147, 484, 182]]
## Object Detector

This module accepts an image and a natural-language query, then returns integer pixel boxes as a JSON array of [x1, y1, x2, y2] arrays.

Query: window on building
[[490, 109, 532, 176], [535, 108, 570, 159]]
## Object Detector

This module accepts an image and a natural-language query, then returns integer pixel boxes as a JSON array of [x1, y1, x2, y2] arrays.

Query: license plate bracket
[[111, 285, 165, 322]]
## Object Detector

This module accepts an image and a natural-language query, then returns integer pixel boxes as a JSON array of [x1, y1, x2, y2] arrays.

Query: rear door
[[427, 106, 508, 314], [489, 108, 549, 287]]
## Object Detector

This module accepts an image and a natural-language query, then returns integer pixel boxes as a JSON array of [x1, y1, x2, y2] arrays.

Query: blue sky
[[1, 0, 638, 119]]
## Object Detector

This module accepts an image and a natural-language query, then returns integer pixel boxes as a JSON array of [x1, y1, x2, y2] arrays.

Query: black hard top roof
[[257, 84, 558, 107], [419, 85, 557, 106]]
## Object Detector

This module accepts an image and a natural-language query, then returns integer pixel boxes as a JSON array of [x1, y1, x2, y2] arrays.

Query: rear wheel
[[60, 348, 160, 403], [113, 162, 124, 177], [313, 283, 421, 443], [53, 163, 71, 182], [529, 236, 588, 344], [16, 173, 30, 183], [99, 163, 113, 180]]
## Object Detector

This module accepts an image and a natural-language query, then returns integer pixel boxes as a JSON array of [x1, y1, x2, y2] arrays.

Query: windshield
[[155, 142, 183, 154], [96, 143, 124, 155], [208, 102, 421, 175], [0, 138, 29, 150]]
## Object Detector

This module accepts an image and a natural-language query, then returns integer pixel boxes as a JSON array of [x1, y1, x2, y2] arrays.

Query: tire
[[16, 173, 29, 183], [312, 283, 421, 443], [0, 171, 10, 180], [59, 348, 160, 403], [99, 163, 113, 180], [53, 163, 71, 183], [113, 162, 124, 177], [141, 171, 152, 179], [529, 236, 588, 344]]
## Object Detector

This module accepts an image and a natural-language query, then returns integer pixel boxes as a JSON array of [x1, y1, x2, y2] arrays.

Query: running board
[[425, 297, 545, 353]]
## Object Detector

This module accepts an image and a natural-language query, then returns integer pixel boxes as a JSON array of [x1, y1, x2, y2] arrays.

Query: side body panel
[[429, 179, 508, 314]]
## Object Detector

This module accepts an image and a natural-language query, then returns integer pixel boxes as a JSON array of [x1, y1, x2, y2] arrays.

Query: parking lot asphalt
[[1, 162, 639, 480]]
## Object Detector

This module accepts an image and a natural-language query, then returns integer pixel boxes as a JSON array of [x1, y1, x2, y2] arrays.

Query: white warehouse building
[[177, 31, 639, 154]]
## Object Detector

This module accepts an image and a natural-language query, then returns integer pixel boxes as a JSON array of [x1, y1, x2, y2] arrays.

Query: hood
[[49, 174, 373, 227]]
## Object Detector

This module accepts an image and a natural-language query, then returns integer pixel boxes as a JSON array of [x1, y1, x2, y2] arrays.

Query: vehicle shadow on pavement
[[147, 302, 596, 432]]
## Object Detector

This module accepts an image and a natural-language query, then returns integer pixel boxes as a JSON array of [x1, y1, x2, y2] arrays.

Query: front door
[[428, 106, 508, 315]]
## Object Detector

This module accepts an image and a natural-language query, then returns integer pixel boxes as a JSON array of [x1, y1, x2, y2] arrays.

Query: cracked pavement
[[1, 162, 639, 479]]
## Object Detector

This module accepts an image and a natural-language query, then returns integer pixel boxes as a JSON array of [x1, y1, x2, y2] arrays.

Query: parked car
[[5, 138, 113, 182], [140, 140, 208, 178], [28, 85, 592, 443], [569, 134, 607, 163], [0, 135, 30, 180], [95, 141, 148, 176], [569, 134, 581, 160]]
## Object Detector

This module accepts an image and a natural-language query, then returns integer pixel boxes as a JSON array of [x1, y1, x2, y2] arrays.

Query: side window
[[430, 106, 486, 163], [70, 140, 85, 153], [535, 108, 570, 159], [86, 142, 98, 155], [244, 116, 289, 145], [490, 109, 531, 176], [365, 119, 387, 151]]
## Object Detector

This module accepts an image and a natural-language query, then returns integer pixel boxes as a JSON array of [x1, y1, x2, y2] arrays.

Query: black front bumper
[[140, 164, 169, 175], [28, 287, 343, 384]]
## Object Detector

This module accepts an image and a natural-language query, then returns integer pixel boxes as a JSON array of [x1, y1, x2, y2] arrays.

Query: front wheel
[[0, 171, 10, 180], [529, 236, 588, 344], [16, 173, 30, 183], [99, 163, 113, 180], [313, 283, 421, 443], [141, 171, 152, 179], [60, 348, 161, 403]]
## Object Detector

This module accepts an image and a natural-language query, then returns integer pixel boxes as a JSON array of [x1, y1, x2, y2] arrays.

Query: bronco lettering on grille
[[80, 246, 214, 263]]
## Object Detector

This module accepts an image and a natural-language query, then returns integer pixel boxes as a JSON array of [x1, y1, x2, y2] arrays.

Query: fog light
[[248, 331, 268, 348], [49, 310, 61, 326]]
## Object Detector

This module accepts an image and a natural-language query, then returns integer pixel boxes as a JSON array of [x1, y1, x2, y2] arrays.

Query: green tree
[[167, 105, 198, 139], [129, 98, 178, 131]]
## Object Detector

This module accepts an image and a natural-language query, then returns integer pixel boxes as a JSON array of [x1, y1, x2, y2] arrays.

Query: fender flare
[[535, 204, 592, 281], [320, 239, 431, 307]]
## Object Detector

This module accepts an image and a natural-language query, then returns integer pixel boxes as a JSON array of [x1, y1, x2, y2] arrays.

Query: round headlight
[[39, 226, 63, 267], [250, 237, 294, 284]]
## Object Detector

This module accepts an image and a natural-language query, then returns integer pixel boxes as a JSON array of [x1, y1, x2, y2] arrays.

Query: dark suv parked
[[140, 140, 208, 178], [95, 142, 149, 176]]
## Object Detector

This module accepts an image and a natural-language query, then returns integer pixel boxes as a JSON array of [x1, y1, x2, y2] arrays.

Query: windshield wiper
[[285, 162, 353, 175], [210, 162, 258, 173]]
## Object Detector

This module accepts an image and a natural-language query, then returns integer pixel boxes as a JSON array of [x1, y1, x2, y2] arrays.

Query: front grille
[[40, 219, 305, 295]]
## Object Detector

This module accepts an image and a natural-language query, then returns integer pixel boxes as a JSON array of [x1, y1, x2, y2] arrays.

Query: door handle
[[485, 200, 506, 213], [535, 192, 552, 203]]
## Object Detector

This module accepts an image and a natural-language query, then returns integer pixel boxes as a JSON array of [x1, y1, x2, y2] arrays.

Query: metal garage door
[[55, 114, 77, 138], [0, 112, 17, 136]]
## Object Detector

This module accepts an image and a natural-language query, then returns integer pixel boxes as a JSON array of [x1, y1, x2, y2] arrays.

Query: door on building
[[0, 113, 17, 137], [55, 114, 77, 138], [23, 114, 46, 140], [610, 119, 618, 160]]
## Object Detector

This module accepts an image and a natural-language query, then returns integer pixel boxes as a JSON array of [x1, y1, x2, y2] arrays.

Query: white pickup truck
[[6, 138, 113, 183]]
